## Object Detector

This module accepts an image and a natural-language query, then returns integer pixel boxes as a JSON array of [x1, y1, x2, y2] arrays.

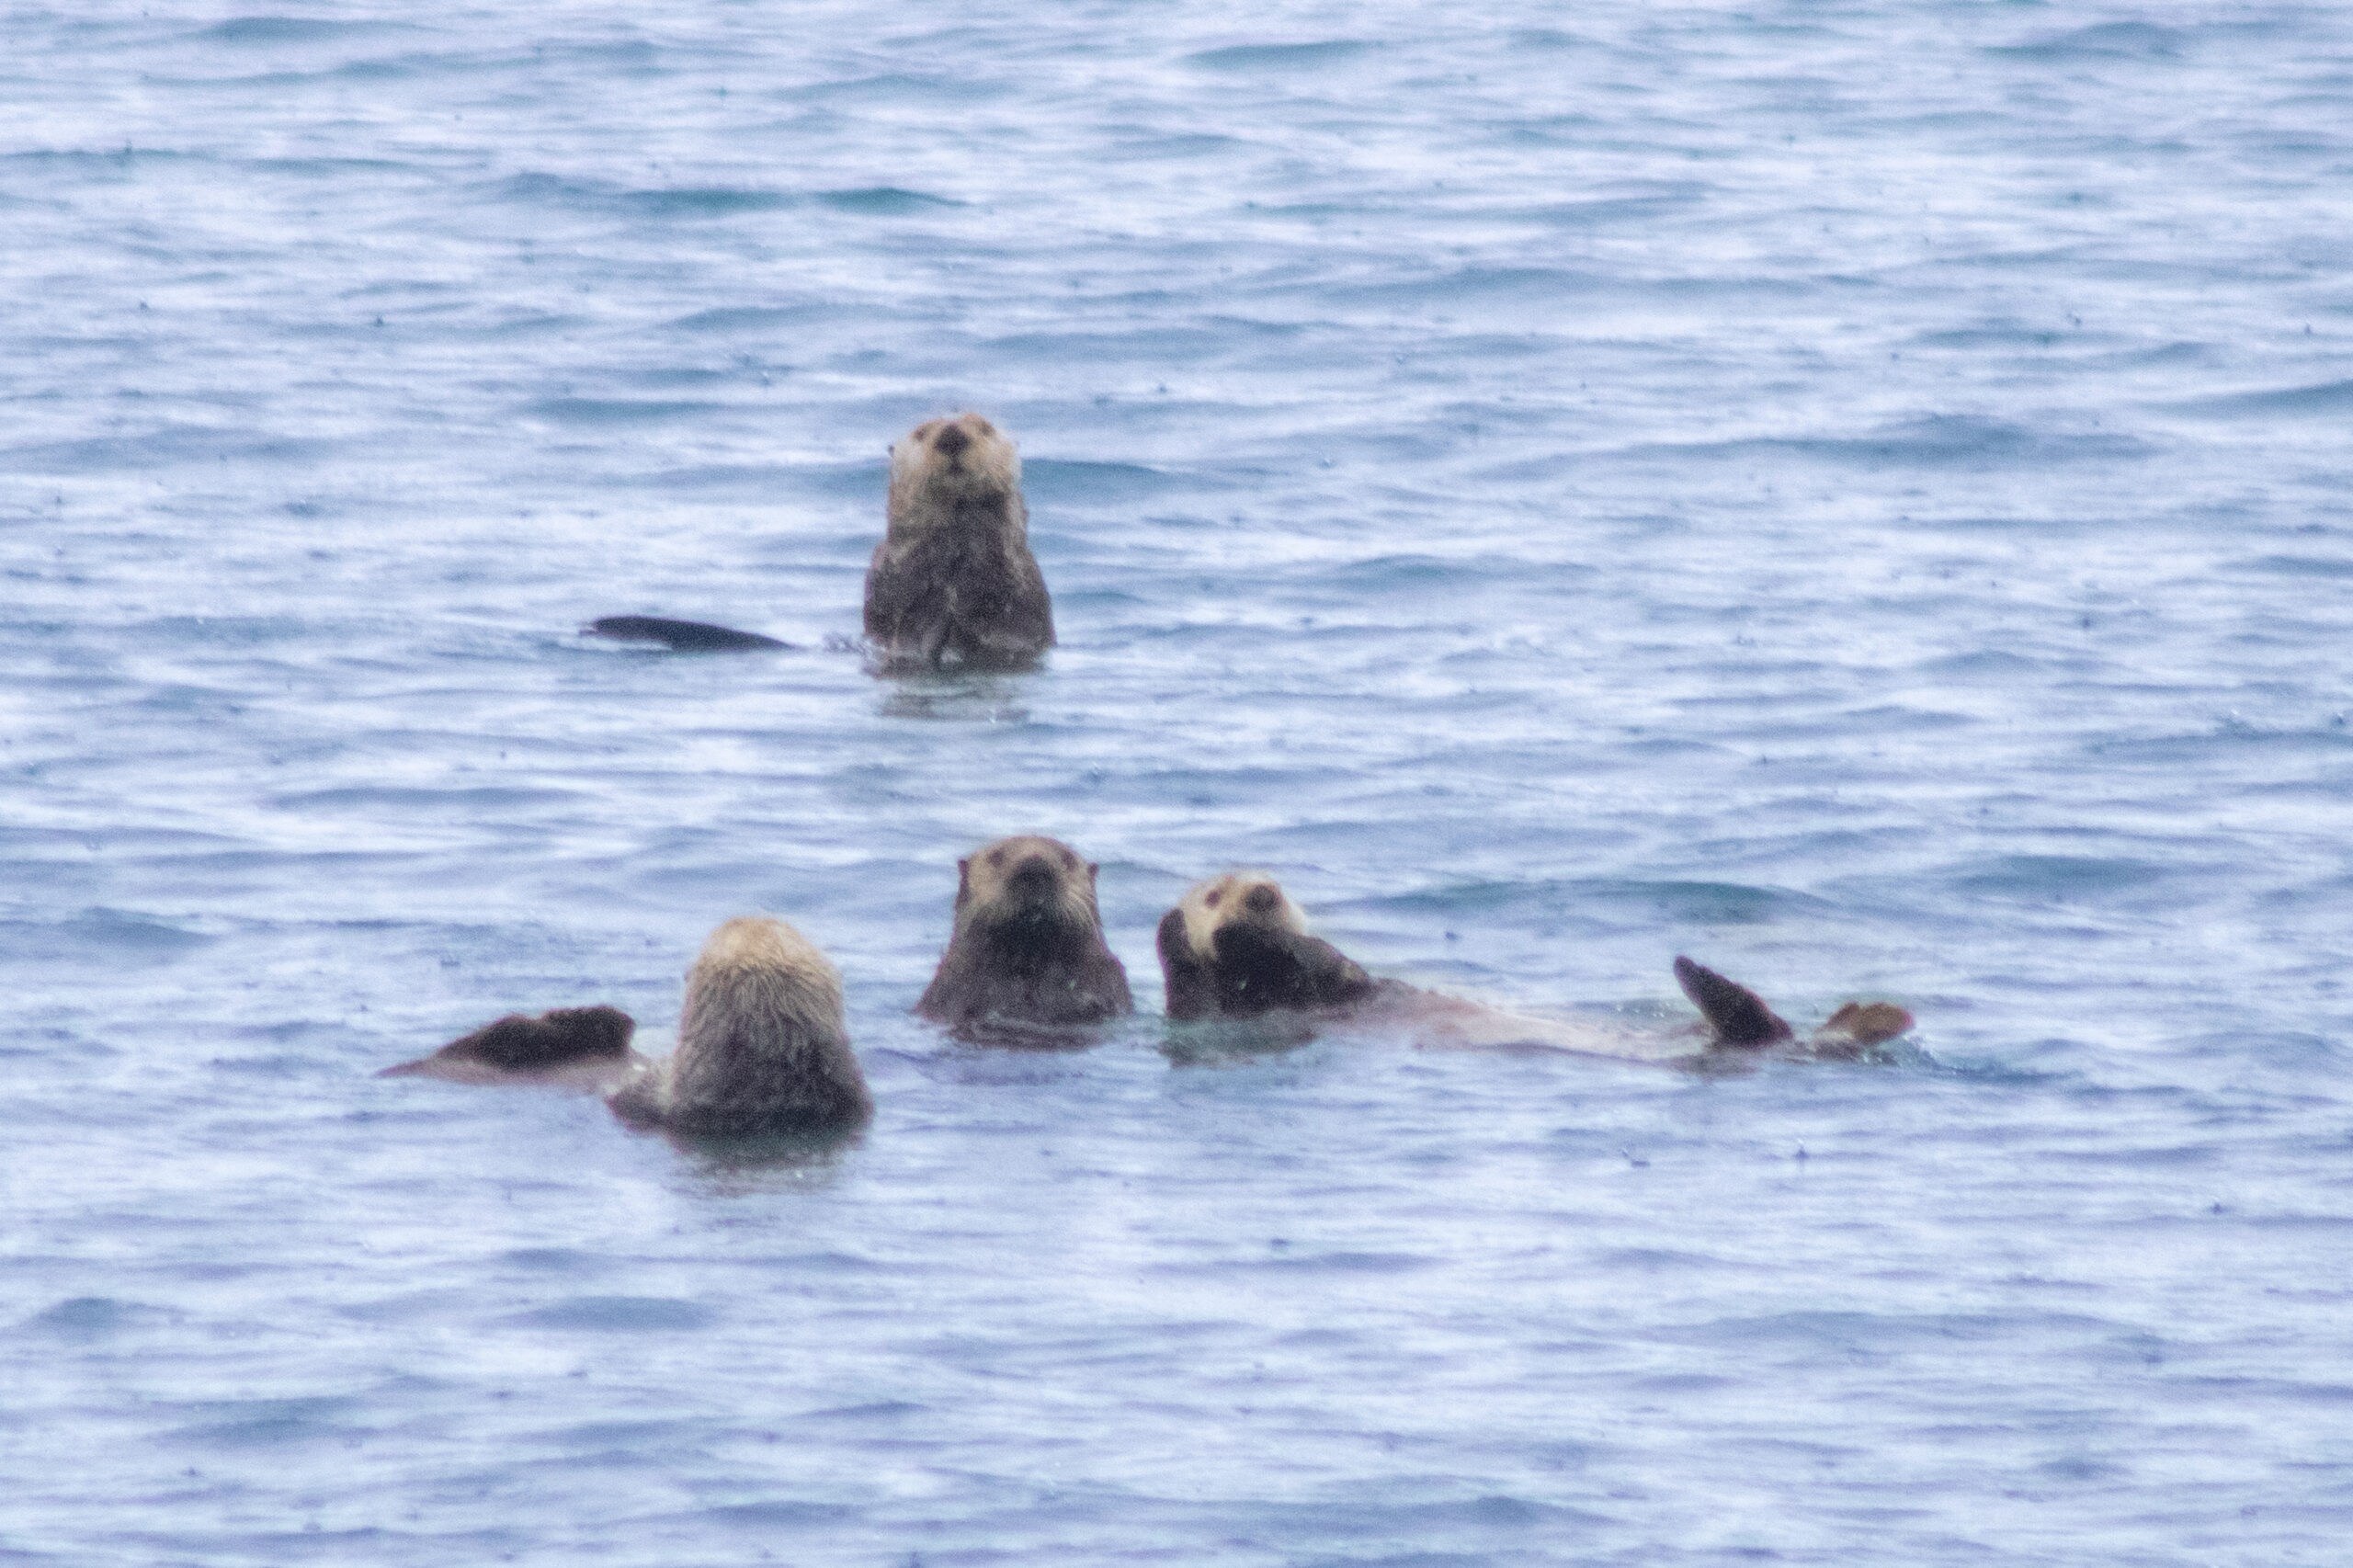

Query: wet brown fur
[[608, 916, 873, 1136], [863, 413, 1053, 669], [380, 1005, 642, 1089], [916, 835, 1131, 1038]]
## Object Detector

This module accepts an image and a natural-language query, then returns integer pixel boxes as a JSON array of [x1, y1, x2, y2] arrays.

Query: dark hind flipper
[[1673, 956, 1794, 1048], [585, 616, 791, 652], [1809, 1000, 1915, 1058], [381, 1005, 637, 1080], [1212, 924, 1378, 1017]]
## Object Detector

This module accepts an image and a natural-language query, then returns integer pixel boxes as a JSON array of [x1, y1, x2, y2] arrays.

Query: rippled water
[[6, 4, 2352, 1563]]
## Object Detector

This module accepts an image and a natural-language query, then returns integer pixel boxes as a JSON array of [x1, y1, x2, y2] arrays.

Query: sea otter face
[[889, 411, 1022, 517], [1176, 871, 1308, 960], [958, 835, 1101, 941], [1160, 870, 1371, 1021]]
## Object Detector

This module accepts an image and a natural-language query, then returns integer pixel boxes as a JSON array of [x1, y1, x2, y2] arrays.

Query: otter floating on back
[[382, 916, 873, 1137], [1157, 870, 1913, 1062], [915, 835, 1131, 1043]]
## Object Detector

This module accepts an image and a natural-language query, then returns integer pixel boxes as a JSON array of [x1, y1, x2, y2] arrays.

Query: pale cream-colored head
[[959, 835, 1100, 932], [887, 412, 1023, 535], [677, 915, 844, 1047], [1176, 870, 1310, 961]]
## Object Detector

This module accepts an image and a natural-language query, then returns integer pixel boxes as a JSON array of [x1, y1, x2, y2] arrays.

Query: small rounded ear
[[954, 858, 972, 906], [1087, 861, 1100, 885]]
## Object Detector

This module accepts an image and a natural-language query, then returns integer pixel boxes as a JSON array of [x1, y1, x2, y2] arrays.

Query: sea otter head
[[955, 835, 1103, 953], [889, 412, 1022, 524], [1157, 871, 1373, 1021]]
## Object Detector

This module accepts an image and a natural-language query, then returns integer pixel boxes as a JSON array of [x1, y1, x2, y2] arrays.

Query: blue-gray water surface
[[6, 3, 2352, 1563]]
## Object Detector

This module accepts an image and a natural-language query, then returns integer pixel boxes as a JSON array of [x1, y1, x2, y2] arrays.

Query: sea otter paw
[[1809, 1000, 1915, 1057]]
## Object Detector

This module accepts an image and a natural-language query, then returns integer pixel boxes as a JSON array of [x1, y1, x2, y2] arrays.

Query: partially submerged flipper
[[1673, 956, 1794, 1048], [584, 616, 791, 653], [380, 1004, 638, 1081]]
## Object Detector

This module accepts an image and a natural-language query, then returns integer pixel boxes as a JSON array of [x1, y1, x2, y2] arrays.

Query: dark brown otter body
[[917, 835, 1131, 1041], [864, 414, 1052, 670]]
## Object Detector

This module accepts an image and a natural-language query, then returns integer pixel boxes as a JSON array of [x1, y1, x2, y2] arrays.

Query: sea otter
[[915, 835, 1132, 1042], [863, 412, 1053, 670], [608, 916, 872, 1135], [382, 916, 873, 1135], [1156, 870, 1913, 1062]]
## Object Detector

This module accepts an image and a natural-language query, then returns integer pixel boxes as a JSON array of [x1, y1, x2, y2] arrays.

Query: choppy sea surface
[[6, 3, 2352, 1562]]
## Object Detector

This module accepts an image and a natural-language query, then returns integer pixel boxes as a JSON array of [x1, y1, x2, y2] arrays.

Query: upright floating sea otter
[[580, 412, 1050, 664], [382, 916, 873, 1136], [864, 412, 1053, 670], [1156, 870, 1913, 1062], [915, 835, 1131, 1042]]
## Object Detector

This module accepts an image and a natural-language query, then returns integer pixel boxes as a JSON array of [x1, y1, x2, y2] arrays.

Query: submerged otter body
[[864, 413, 1053, 670], [917, 835, 1131, 1042], [1157, 870, 1913, 1063], [383, 917, 872, 1136]]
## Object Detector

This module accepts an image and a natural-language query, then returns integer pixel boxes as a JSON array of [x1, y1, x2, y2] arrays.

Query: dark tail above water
[[1673, 956, 1795, 1047], [584, 616, 792, 652]]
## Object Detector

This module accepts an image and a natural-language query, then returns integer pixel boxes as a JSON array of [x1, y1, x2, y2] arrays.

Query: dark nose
[[933, 423, 971, 460], [1244, 885, 1280, 915], [1009, 856, 1056, 895]]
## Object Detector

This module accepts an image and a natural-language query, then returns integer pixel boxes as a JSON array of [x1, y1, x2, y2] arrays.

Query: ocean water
[[6, 2, 2352, 1562]]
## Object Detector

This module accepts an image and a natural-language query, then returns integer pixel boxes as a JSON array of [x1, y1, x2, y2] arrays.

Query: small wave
[[197, 17, 414, 45], [1946, 854, 2170, 900], [1187, 40, 1374, 71], [624, 187, 794, 217], [525, 397, 722, 426], [165, 1395, 363, 1449], [813, 186, 961, 214], [22, 1296, 157, 1337], [2165, 379, 2353, 419], [509, 1295, 717, 1332], [669, 305, 822, 333], [1578, 879, 1826, 926], [1626, 415, 2152, 472], [1021, 458, 1177, 505], [5, 910, 216, 965], [2241, 555, 2353, 580], [1991, 22, 2189, 61]]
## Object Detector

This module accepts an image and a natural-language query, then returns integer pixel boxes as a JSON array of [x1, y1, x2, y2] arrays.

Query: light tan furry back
[[608, 917, 872, 1136]]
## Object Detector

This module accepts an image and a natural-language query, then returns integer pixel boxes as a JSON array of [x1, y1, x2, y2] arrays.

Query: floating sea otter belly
[[916, 835, 1131, 1043], [382, 916, 873, 1136], [864, 413, 1053, 670], [1156, 871, 1913, 1062]]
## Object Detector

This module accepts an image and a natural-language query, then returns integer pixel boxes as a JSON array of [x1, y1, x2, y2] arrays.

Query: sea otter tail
[[1673, 956, 1795, 1047], [584, 616, 792, 652]]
